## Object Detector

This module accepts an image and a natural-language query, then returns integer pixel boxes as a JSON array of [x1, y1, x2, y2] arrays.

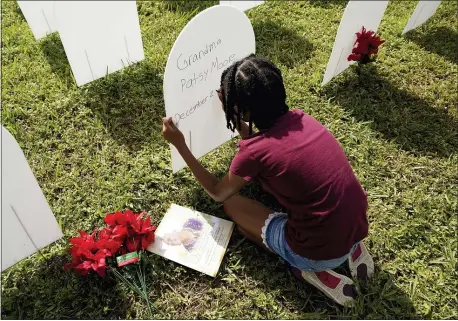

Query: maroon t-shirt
[[230, 110, 368, 260]]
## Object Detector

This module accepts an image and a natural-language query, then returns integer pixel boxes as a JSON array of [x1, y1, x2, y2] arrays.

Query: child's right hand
[[162, 117, 185, 148]]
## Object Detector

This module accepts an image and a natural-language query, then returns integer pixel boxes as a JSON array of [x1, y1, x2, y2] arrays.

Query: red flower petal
[[94, 265, 107, 278], [141, 231, 156, 250], [104, 214, 116, 227], [98, 227, 112, 240], [78, 248, 96, 260], [69, 237, 84, 246], [347, 53, 361, 61], [112, 225, 128, 241], [147, 231, 155, 244], [74, 260, 92, 276], [141, 217, 152, 233], [96, 239, 121, 254], [350, 26, 384, 63], [124, 209, 134, 221], [126, 236, 141, 252], [94, 249, 111, 259], [78, 230, 88, 238], [131, 216, 143, 234], [141, 235, 149, 250], [104, 211, 127, 227]]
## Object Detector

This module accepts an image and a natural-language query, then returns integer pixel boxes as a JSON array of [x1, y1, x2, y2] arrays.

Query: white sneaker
[[348, 241, 374, 280], [291, 267, 357, 306]]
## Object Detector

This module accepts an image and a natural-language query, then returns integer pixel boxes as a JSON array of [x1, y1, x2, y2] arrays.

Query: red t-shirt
[[230, 110, 368, 260]]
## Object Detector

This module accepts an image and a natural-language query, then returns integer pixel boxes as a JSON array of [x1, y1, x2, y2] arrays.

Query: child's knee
[[236, 226, 247, 236], [222, 199, 235, 219]]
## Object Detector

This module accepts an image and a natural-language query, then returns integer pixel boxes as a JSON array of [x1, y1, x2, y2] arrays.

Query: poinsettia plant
[[65, 210, 157, 317], [347, 26, 385, 67]]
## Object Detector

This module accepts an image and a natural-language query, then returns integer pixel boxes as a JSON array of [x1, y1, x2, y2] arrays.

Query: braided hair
[[219, 54, 289, 134]]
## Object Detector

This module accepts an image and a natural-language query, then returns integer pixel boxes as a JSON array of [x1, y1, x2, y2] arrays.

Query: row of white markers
[[2, 0, 442, 272]]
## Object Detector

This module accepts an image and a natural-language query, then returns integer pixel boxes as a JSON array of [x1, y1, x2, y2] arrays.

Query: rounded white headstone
[[1, 126, 63, 271], [163, 5, 256, 173]]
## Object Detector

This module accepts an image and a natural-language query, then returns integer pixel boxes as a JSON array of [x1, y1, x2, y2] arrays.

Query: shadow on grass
[[41, 35, 74, 83], [161, 181, 420, 318], [253, 19, 315, 69], [405, 26, 458, 64], [321, 66, 457, 158], [40, 35, 165, 152], [0, 254, 133, 319], [226, 240, 420, 318], [14, 2, 25, 20], [162, 0, 217, 14], [306, 0, 348, 9], [83, 62, 165, 152]]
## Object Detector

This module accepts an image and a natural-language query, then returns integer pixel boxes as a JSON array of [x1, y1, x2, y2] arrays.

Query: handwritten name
[[180, 53, 236, 92], [176, 39, 222, 71]]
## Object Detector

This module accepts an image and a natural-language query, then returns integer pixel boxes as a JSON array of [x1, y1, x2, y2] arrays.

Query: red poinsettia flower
[[347, 26, 385, 64], [104, 210, 157, 252], [126, 235, 142, 252], [66, 210, 157, 277], [65, 244, 111, 278], [71, 249, 111, 278], [105, 209, 142, 227], [139, 216, 157, 250], [67, 246, 93, 268], [69, 229, 98, 252], [129, 214, 157, 250], [95, 227, 124, 253], [347, 52, 361, 61], [104, 211, 129, 227]]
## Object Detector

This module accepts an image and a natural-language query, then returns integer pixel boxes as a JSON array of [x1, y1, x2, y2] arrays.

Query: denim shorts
[[261, 213, 357, 272]]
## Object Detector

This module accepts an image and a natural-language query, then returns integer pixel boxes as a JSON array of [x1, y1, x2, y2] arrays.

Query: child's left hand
[[162, 117, 185, 148]]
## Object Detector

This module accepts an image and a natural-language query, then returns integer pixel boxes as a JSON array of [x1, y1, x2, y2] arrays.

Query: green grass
[[1, 0, 457, 319]]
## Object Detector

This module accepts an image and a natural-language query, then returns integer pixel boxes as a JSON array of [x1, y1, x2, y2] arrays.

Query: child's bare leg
[[224, 195, 357, 306], [223, 194, 271, 251]]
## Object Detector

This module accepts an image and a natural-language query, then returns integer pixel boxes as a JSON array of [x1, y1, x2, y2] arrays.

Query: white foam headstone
[[163, 5, 256, 173], [54, 1, 145, 87], [321, 0, 389, 87], [219, 1, 264, 12], [17, 1, 58, 40], [1, 126, 63, 271], [402, 1, 442, 35]]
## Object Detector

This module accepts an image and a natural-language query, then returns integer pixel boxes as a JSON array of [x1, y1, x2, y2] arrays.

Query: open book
[[147, 204, 235, 277]]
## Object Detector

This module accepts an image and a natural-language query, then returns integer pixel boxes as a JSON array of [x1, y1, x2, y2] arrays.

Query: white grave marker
[[321, 0, 389, 86], [1, 126, 63, 271], [163, 5, 255, 173], [54, 1, 145, 86], [219, 1, 264, 12], [402, 1, 442, 35], [17, 1, 58, 40]]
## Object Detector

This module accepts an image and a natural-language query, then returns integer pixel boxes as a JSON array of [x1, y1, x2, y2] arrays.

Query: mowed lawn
[[1, 0, 457, 319]]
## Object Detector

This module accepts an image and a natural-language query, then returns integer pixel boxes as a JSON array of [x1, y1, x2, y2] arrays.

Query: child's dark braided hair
[[219, 54, 289, 135]]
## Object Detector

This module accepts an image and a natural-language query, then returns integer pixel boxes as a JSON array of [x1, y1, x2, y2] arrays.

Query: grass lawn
[[1, 0, 457, 319]]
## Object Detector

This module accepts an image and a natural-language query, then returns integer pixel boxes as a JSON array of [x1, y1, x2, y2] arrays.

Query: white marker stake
[[54, 1, 145, 87], [219, 1, 264, 12], [17, 1, 58, 40], [402, 1, 442, 35], [321, 0, 389, 87], [1, 126, 63, 271], [163, 5, 255, 173]]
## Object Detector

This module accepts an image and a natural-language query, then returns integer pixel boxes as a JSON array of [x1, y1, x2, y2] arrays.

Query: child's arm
[[162, 118, 247, 202]]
